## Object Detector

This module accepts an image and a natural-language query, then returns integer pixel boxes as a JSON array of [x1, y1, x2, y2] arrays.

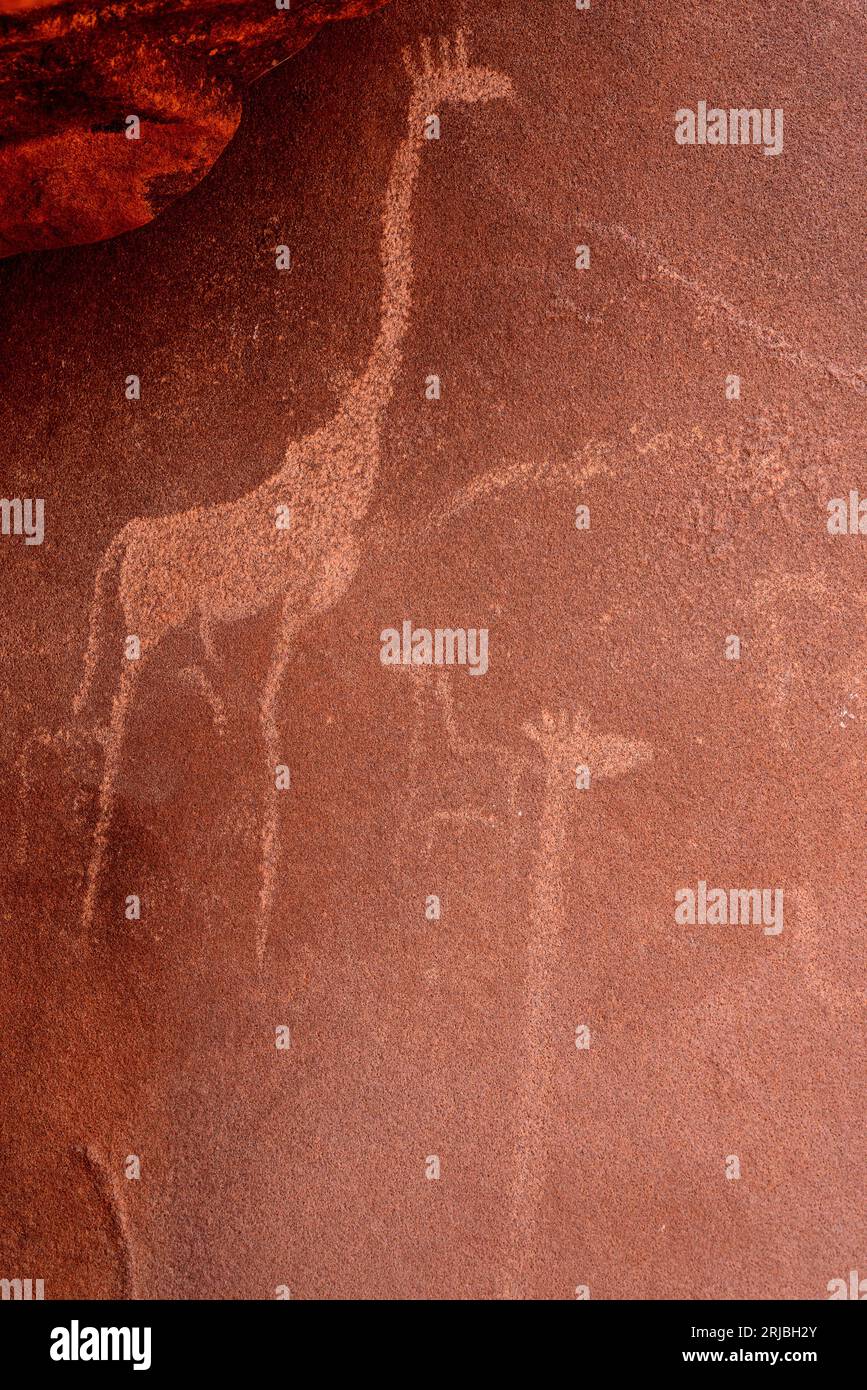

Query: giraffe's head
[[403, 30, 514, 109]]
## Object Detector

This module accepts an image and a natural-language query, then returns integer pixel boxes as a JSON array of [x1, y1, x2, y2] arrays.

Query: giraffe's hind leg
[[81, 662, 138, 933]]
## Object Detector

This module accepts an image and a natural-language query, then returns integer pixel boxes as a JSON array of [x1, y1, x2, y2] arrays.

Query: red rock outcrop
[[0, 0, 392, 256]]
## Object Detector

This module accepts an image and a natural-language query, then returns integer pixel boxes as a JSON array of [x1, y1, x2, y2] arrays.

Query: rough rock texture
[[0, 0, 392, 256], [0, 0, 864, 1301]]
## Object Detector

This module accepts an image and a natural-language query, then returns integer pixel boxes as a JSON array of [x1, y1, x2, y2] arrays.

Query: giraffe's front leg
[[257, 548, 359, 963]]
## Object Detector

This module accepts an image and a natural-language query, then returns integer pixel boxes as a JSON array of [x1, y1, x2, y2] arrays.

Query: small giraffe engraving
[[505, 708, 652, 1299]]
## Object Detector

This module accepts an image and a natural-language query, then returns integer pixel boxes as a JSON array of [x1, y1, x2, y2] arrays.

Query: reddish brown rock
[[0, 0, 862, 1307], [0, 0, 392, 256]]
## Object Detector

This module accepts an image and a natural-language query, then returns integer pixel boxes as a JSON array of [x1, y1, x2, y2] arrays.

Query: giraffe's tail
[[71, 527, 129, 726]]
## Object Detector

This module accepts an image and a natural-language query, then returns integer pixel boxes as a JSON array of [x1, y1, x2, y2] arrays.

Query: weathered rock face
[[0, 0, 862, 1307], [0, 0, 392, 256]]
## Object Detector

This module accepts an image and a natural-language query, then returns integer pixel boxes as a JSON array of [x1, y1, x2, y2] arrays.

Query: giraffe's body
[[110, 430, 352, 647]]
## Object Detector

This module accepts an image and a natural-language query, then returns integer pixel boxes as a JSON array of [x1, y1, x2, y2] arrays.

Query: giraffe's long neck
[[505, 763, 568, 1299], [280, 95, 424, 521], [525, 769, 568, 1033], [347, 100, 424, 417]]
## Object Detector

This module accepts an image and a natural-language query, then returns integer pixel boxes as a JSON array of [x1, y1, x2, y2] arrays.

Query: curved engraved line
[[581, 217, 866, 397], [73, 1143, 136, 1300]]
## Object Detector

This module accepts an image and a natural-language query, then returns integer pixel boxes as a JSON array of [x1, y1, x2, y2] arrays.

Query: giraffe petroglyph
[[505, 707, 652, 1299], [45, 33, 514, 956]]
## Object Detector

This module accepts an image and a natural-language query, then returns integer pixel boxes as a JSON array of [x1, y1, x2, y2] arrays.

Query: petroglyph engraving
[[373, 440, 614, 553], [30, 32, 515, 959], [73, 1143, 136, 1300], [582, 218, 866, 397], [505, 708, 652, 1299], [393, 667, 530, 856]]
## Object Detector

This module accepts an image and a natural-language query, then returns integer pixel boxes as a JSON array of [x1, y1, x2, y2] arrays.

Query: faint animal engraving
[[394, 666, 530, 855]]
